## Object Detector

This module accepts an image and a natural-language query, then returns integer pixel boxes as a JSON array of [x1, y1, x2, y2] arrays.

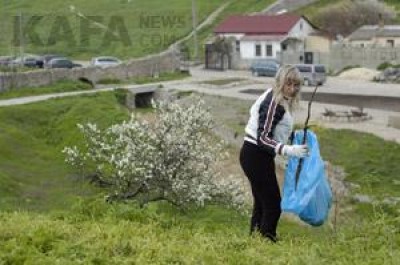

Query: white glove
[[282, 145, 309, 158]]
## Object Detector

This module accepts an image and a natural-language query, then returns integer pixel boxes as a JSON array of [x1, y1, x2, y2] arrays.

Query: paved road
[[1, 66, 399, 143], [189, 67, 400, 98]]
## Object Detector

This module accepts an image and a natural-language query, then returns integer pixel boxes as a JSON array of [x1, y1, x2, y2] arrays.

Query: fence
[[281, 46, 400, 72]]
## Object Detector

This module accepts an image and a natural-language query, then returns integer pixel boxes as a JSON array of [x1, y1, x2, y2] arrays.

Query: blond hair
[[272, 65, 302, 113]]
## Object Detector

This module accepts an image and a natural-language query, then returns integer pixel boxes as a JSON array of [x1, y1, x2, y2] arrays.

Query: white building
[[214, 14, 317, 62]]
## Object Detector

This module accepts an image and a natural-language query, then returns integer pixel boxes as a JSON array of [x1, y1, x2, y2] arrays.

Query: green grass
[[0, 66, 36, 72], [0, 92, 399, 262], [384, 0, 400, 22], [0, 0, 225, 59], [315, 127, 400, 198], [0, 80, 93, 100], [0, 91, 130, 211], [96, 78, 124, 85], [294, 0, 337, 22], [377, 62, 400, 71], [97, 71, 191, 85], [0, 198, 398, 264]]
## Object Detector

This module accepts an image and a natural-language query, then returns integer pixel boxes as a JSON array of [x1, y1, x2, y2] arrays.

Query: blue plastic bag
[[281, 130, 332, 226]]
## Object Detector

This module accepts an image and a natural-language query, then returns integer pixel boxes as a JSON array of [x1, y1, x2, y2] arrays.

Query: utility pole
[[19, 11, 24, 63], [191, 0, 199, 62]]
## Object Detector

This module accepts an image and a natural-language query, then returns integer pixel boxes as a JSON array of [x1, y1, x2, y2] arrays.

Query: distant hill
[[0, 0, 225, 59], [295, 0, 400, 29], [0, 0, 280, 60]]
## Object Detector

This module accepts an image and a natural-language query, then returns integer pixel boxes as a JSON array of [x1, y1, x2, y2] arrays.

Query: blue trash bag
[[281, 130, 333, 226]]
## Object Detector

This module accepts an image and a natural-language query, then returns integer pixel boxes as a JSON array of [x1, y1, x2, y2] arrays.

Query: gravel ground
[[338, 67, 380, 81]]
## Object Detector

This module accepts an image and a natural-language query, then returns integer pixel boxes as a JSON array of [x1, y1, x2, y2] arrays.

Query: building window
[[255, 44, 261, 57], [266, 44, 273, 56], [236, 40, 240, 52], [360, 43, 364, 48], [300, 21, 303, 31], [387, 39, 395, 47]]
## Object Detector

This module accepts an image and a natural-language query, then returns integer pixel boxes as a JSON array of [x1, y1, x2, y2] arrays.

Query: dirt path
[[262, 0, 319, 14]]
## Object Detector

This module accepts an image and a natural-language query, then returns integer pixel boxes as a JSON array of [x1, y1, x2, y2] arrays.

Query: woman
[[239, 65, 308, 242]]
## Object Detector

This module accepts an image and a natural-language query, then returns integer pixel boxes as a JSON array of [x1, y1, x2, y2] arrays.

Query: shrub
[[377, 62, 400, 71], [63, 97, 246, 210]]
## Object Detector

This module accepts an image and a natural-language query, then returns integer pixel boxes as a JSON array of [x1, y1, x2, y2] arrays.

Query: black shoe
[[265, 233, 278, 243]]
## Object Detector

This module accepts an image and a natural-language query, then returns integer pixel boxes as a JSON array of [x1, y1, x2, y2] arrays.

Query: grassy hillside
[[0, 80, 93, 99], [0, 199, 398, 264], [178, 0, 276, 60], [0, 91, 130, 211], [316, 127, 400, 198], [0, 0, 225, 59], [0, 92, 399, 263], [385, 0, 400, 22], [296, 0, 400, 26]]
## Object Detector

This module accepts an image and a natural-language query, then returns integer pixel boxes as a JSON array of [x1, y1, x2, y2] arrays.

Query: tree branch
[[105, 183, 145, 203]]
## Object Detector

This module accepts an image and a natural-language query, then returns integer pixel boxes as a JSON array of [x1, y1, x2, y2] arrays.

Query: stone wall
[[280, 46, 400, 72], [0, 49, 180, 92]]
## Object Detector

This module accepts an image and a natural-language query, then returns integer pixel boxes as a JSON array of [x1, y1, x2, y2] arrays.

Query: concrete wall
[[305, 35, 331, 53], [0, 49, 180, 92], [348, 37, 400, 48], [240, 41, 281, 59], [388, 115, 400, 130], [281, 46, 400, 71]]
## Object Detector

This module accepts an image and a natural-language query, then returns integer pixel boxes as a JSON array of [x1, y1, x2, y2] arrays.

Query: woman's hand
[[283, 145, 309, 158]]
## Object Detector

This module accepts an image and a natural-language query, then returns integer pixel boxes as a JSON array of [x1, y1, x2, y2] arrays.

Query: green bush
[[377, 62, 400, 71], [113, 88, 128, 106]]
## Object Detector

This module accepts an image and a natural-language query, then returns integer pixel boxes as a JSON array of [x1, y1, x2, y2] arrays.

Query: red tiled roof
[[214, 14, 302, 35]]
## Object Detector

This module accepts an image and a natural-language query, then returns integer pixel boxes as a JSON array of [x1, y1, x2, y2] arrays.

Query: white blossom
[[63, 97, 246, 210]]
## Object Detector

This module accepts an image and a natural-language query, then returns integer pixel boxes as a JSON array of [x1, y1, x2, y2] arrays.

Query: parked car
[[294, 64, 327, 86], [250, 60, 280, 77], [8, 56, 39, 68], [47, 58, 82, 69], [0, 56, 15, 67], [91, 56, 121, 68], [36, 54, 64, 68]]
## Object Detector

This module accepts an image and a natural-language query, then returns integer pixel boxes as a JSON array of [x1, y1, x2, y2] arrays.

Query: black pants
[[239, 141, 281, 241]]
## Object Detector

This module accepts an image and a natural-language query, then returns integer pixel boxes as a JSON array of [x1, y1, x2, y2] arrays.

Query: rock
[[382, 197, 400, 206], [376, 67, 400, 84], [339, 67, 380, 81], [353, 194, 374, 204]]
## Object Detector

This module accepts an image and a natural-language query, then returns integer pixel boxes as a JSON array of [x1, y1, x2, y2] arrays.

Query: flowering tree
[[63, 98, 246, 210]]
